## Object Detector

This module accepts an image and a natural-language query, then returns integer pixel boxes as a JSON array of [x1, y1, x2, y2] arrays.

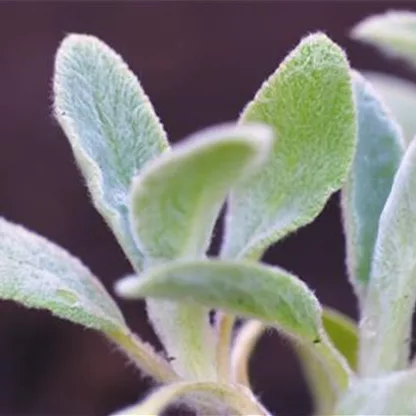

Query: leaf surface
[[54, 34, 169, 270], [342, 72, 404, 296], [222, 33, 356, 259]]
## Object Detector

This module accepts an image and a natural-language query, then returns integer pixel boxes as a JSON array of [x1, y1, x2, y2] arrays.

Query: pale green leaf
[[116, 260, 352, 393], [336, 370, 416, 415], [364, 72, 416, 146], [222, 33, 356, 259], [54, 34, 169, 270], [0, 217, 177, 382], [341, 72, 404, 296], [129, 123, 272, 263], [112, 381, 269, 416], [360, 138, 416, 376], [127, 124, 272, 381], [352, 11, 416, 67]]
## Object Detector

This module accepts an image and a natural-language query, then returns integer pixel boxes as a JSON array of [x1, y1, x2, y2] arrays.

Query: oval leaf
[[360, 138, 416, 376], [336, 370, 416, 415], [54, 34, 169, 270], [341, 72, 404, 296], [222, 33, 356, 259], [364, 72, 416, 146], [116, 260, 352, 392], [352, 11, 416, 67]]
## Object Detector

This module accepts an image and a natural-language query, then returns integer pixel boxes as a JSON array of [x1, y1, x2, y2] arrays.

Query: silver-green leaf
[[0, 217, 125, 332], [352, 11, 416, 67], [116, 259, 352, 393], [336, 370, 416, 415], [360, 138, 416, 376], [0, 217, 177, 383], [341, 72, 404, 297], [54, 34, 169, 270], [222, 33, 356, 259], [364, 72, 416, 146]]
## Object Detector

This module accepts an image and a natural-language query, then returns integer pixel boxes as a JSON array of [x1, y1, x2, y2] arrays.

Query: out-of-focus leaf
[[336, 370, 416, 415], [222, 33, 356, 260], [364, 72, 416, 146], [360, 138, 416, 376], [117, 260, 352, 394], [230, 308, 358, 414], [352, 11, 416, 67], [54, 34, 169, 270], [341, 72, 404, 297], [112, 381, 269, 416], [295, 308, 358, 415]]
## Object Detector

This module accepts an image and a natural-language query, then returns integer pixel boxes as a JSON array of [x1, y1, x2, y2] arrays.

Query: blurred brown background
[[0, 1, 414, 415]]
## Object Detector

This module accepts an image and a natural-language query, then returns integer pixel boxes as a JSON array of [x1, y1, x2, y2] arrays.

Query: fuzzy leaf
[[352, 11, 416, 67], [0, 217, 125, 332], [341, 72, 404, 296], [364, 72, 416, 146], [54, 34, 169, 270], [127, 124, 272, 381], [112, 381, 268, 416], [129, 123, 272, 263], [222, 33, 356, 259], [336, 370, 416, 415], [360, 138, 416, 376], [117, 260, 352, 393]]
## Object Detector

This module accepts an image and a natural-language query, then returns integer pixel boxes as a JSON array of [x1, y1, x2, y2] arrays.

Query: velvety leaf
[[364, 72, 416, 146], [222, 33, 356, 259], [0, 217, 125, 332], [129, 123, 272, 263], [54, 34, 169, 270], [360, 138, 416, 376], [116, 260, 352, 393], [336, 370, 416, 415], [352, 11, 416, 67], [341, 72, 404, 296], [127, 124, 272, 381], [112, 381, 269, 416], [0, 217, 177, 382]]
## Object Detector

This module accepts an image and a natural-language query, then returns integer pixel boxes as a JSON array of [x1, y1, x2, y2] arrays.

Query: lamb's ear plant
[[3, 10, 416, 415]]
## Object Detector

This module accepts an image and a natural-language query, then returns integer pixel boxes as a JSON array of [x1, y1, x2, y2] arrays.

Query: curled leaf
[[126, 123, 272, 381]]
